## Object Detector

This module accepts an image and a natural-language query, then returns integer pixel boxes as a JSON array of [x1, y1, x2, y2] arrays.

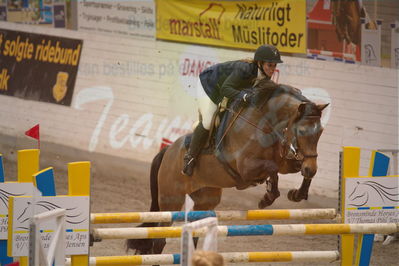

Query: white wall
[[0, 22, 397, 198]]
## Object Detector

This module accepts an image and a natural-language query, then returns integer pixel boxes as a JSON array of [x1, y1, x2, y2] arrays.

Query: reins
[[215, 106, 244, 150], [219, 106, 291, 154], [219, 105, 321, 160]]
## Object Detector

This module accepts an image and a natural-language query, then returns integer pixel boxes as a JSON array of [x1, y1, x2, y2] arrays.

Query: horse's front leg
[[288, 176, 312, 202], [258, 172, 280, 209]]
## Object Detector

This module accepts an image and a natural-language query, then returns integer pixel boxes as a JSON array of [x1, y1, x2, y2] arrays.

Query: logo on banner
[[364, 44, 377, 64], [179, 46, 218, 98], [52, 71, 69, 102], [170, 3, 225, 40], [347, 180, 399, 207]]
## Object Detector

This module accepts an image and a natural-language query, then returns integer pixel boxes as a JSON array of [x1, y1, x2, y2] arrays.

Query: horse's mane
[[251, 79, 325, 118], [254, 79, 310, 104]]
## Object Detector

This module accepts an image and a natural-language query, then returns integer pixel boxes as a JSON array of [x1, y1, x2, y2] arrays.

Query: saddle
[[183, 97, 233, 155]]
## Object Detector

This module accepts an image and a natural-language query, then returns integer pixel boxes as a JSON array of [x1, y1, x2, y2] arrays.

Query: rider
[[182, 44, 283, 176]]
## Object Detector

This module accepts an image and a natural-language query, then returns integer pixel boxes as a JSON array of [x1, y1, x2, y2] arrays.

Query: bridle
[[220, 106, 321, 161], [281, 115, 320, 160]]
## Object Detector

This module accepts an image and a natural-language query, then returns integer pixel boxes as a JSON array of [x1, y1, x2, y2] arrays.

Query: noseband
[[281, 115, 320, 160]]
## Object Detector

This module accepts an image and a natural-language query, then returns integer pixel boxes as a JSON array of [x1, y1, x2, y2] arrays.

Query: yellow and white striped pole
[[65, 250, 340, 265]]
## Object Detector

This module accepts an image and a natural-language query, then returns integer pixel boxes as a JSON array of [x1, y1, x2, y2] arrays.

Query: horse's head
[[252, 81, 328, 178], [289, 102, 328, 178]]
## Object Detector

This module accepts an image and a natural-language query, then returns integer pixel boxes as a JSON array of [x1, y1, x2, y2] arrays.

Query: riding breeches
[[197, 79, 217, 130]]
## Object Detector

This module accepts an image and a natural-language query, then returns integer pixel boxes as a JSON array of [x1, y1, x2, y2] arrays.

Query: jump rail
[[90, 208, 338, 224], [92, 223, 399, 241], [65, 250, 340, 265]]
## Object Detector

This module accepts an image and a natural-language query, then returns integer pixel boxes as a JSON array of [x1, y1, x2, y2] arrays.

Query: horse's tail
[[126, 147, 168, 255], [149, 147, 168, 211]]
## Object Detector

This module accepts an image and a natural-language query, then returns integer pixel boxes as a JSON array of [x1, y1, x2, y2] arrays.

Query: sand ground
[[1, 137, 398, 265]]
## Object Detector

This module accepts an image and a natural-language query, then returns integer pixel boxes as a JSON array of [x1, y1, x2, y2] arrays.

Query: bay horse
[[127, 80, 328, 257], [331, 0, 377, 46], [331, 0, 362, 45]]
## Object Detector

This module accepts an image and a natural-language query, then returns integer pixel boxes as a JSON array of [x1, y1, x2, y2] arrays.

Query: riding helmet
[[254, 44, 283, 63]]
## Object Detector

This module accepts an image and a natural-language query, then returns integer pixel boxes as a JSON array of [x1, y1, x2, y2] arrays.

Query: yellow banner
[[156, 0, 306, 53]]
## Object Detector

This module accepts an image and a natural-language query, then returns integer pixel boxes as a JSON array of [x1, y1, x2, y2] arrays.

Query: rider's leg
[[182, 90, 216, 176], [182, 122, 209, 176]]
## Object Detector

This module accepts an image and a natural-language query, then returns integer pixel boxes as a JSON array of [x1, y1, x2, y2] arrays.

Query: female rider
[[182, 44, 283, 176]]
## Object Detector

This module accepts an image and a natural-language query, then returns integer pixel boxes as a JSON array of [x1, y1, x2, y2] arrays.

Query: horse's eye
[[297, 127, 307, 136]]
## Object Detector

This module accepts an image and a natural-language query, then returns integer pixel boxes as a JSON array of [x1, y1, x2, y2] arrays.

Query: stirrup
[[182, 155, 195, 176]]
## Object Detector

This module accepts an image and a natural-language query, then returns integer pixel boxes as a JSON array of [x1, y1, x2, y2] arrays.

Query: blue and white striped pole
[[92, 223, 399, 240]]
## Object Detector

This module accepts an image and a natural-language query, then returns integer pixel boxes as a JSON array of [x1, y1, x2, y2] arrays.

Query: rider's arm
[[220, 63, 255, 100]]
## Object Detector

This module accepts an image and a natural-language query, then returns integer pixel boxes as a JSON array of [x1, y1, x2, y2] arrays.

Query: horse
[[331, 0, 377, 46], [331, 0, 362, 45], [127, 79, 329, 258]]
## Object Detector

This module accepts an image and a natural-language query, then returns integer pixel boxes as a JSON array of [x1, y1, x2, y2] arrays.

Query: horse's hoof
[[287, 189, 301, 202], [258, 199, 268, 209]]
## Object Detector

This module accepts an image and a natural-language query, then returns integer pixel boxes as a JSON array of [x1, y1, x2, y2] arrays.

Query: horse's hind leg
[[288, 177, 312, 202], [138, 193, 185, 266], [259, 172, 280, 209], [189, 188, 222, 249], [190, 187, 222, 211]]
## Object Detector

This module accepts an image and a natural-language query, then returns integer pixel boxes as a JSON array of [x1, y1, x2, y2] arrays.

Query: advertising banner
[[156, 0, 306, 53], [0, 183, 37, 239], [9, 196, 90, 256], [0, 28, 83, 106], [344, 176, 399, 224], [53, 4, 66, 28], [77, 0, 155, 39], [361, 20, 382, 66]]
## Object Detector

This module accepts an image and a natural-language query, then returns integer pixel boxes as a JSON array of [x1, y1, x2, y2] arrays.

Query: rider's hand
[[238, 90, 255, 105]]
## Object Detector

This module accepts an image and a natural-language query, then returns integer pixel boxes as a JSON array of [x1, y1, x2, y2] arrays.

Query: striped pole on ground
[[65, 251, 340, 265], [92, 223, 399, 240], [90, 208, 338, 224]]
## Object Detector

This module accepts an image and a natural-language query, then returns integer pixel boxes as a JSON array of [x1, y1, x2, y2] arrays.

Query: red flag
[[159, 137, 173, 151], [25, 124, 40, 140], [25, 124, 40, 149]]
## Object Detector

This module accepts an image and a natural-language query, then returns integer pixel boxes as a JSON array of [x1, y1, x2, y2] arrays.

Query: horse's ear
[[297, 103, 307, 114], [316, 103, 329, 112]]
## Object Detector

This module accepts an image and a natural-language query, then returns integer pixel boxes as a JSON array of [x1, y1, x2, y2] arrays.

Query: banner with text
[[156, 0, 306, 53], [78, 0, 155, 39], [0, 28, 83, 106], [9, 196, 90, 256]]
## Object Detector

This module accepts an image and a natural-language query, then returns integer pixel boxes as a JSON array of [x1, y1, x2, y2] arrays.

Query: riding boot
[[182, 123, 209, 176]]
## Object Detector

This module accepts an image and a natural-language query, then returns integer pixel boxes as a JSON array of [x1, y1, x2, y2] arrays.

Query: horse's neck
[[225, 100, 296, 151], [266, 96, 300, 126]]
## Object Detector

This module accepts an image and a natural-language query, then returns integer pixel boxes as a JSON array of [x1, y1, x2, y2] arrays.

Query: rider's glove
[[238, 90, 255, 105]]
